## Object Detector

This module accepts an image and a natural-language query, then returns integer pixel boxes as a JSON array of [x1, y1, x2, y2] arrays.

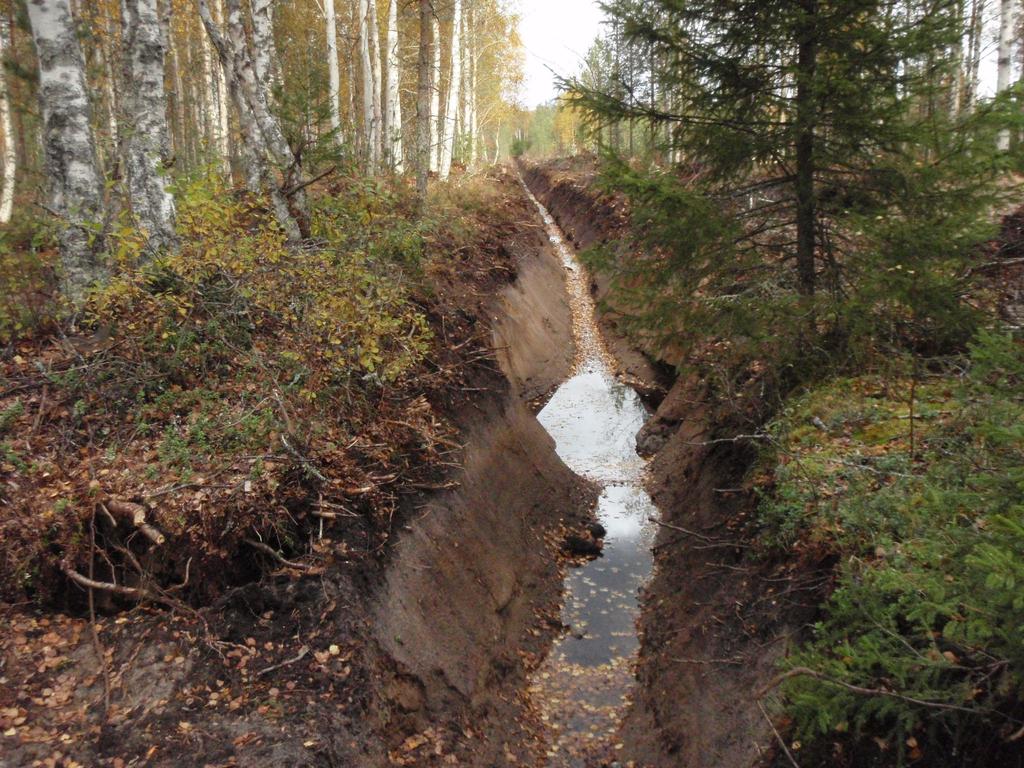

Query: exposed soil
[[520, 160, 673, 401], [522, 159, 825, 768], [0, 169, 598, 768]]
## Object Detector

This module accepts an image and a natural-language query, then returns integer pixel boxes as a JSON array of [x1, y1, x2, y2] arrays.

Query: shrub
[[764, 331, 1024, 765]]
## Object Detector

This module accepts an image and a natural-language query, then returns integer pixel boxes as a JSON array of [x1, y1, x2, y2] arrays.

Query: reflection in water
[[538, 368, 648, 484], [521, 176, 661, 766], [560, 485, 656, 667]]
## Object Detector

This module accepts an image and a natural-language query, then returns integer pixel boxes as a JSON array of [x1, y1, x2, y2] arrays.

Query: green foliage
[[0, 212, 60, 343], [761, 332, 1024, 764], [0, 400, 24, 435], [88, 174, 432, 395], [510, 135, 532, 157], [0, 439, 26, 473], [565, 0, 1014, 379]]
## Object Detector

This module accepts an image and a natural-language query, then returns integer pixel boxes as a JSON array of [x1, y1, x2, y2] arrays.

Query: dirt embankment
[[0, 170, 593, 768], [519, 161, 670, 400], [523, 159, 819, 768]]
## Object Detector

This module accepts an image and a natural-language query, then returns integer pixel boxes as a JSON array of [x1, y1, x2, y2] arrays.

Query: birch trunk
[[384, 0, 403, 172], [368, 0, 384, 167], [997, 0, 1014, 149], [325, 0, 343, 140], [430, 16, 440, 172], [27, 0, 107, 303], [0, 13, 17, 223], [965, 0, 983, 111], [122, 0, 176, 254], [462, 3, 475, 168], [199, 0, 309, 240], [200, 0, 218, 147], [416, 0, 432, 199], [358, 0, 381, 172], [438, 0, 461, 181], [249, 0, 279, 95], [951, 0, 965, 117], [212, 0, 231, 171]]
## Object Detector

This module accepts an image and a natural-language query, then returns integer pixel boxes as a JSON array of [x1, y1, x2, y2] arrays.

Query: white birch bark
[[325, 0, 343, 140], [0, 14, 17, 223], [27, 0, 107, 302], [438, 0, 461, 180], [384, 0, 403, 172], [212, 0, 231, 169], [249, 0, 279, 95], [358, 0, 381, 172], [966, 0, 983, 112], [122, 0, 176, 254], [462, 3, 475, 168], [997, 0, 1015, 149], [368, 0, 384, 166], [200, 0, 218, 146], [430, 15, 440, 172], [199, 0, 309, 240]]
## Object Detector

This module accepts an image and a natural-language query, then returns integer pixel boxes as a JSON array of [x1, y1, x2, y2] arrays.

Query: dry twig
[[244, 538, 312, 571]]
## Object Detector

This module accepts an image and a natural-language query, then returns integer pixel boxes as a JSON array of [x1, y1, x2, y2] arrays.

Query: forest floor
[[0, 167, 600, 768]]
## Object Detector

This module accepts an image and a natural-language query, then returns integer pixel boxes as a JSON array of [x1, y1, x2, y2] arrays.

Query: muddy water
[[520, 177, 659, 765]]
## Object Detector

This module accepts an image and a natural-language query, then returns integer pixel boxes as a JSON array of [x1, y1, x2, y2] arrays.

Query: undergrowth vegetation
[[756, 331, 1024, 764], [0, 171, 511, 603]]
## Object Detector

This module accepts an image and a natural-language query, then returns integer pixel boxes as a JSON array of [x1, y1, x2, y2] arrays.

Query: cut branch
[[104, 499, 166, 545]]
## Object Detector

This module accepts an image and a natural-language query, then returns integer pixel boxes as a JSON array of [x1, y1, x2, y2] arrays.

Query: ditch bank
[[0, 169, 595, 768], [522, 159, 819, 768]]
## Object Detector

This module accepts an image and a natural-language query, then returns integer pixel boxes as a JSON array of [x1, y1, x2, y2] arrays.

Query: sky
[[514, 1, 1006, 109], [517, 0, 605, 109]]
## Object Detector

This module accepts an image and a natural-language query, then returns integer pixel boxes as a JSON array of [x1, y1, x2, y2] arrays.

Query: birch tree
[[199, 0, 219, 148], [462, 2, 476, 168], [325, 0, 343, 140], [199, 0, 310, 240], [358, 0, 382, 172], [0, 12, 16, 223], [416, 0, 433, 199], [430, 15, 441, 172], [27, 0, 107, 303], [996, 0, 1015, 149], [438, 0, 462, 180], [211, 0, 231, 170], [384, 0, 403, 172], [965, 0, 983, 112], [122, 0, 177, 253], [250, 0, 279, 96]]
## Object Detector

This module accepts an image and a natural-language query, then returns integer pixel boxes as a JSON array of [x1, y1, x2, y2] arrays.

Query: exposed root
[[243, 538, 312, 571]]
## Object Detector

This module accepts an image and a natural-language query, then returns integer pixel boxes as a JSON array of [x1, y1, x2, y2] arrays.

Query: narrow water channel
[[520, 177, 660, 766]]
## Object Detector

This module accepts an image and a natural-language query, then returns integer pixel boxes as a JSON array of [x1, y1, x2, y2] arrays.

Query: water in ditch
[[520, 177, 659, 765]]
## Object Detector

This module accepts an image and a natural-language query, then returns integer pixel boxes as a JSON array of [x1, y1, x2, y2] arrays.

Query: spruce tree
[[566, 0, 1007, 356]]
